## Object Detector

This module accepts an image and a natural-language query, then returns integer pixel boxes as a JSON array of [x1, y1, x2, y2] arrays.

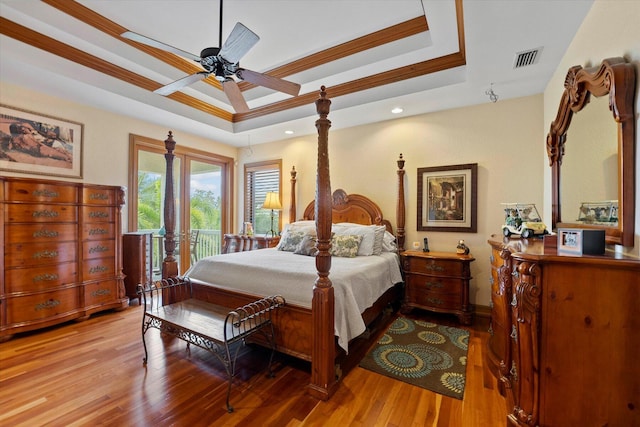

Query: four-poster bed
[[159, 86, 407, 400]]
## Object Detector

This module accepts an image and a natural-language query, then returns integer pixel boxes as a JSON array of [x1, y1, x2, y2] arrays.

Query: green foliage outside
[[137, 171, 221, 232], [254, 209, 279, 235], [137, 172, 162, 230], [190, 189, 221, 230]]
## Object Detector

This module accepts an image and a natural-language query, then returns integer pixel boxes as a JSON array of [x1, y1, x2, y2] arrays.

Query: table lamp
[[262, 192, 282, 237]]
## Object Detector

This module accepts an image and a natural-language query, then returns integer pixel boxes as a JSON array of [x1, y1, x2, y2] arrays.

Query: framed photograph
[[417, 163, 477, 232], [557, 228, 605, 256], [557, 229, 583, 255], [0, 105, 83, 178]]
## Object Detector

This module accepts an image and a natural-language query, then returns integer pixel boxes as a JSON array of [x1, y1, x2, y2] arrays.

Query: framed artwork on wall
[[0, 104, 83, 178], [417, 163, 477, 233]]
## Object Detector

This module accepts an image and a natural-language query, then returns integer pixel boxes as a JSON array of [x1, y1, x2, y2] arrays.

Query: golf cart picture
[[501, 203, 548, 238]]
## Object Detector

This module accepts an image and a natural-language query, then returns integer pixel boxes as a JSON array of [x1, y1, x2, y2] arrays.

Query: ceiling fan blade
[[222, 79, 250, 113], [121, 31, 201, 62], [218, 22, 259, 64], [154, 72, 209, 96], [236, 69, 301, 96]]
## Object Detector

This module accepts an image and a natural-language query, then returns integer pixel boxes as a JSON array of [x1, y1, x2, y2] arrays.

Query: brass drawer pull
[[35, 299, 61, 311]]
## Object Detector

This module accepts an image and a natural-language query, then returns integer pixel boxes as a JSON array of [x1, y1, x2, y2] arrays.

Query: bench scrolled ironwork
[[138, 277, 285, 412]]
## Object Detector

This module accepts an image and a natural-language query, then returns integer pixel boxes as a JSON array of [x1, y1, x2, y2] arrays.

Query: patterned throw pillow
[[294, 234, 318, 256], [329, 234, 363, 258], [277, 230, 306, 252]]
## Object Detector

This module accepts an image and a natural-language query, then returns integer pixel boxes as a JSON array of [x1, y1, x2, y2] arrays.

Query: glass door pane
[[185, 159, 223, 272], [137, 149, 181, 278]]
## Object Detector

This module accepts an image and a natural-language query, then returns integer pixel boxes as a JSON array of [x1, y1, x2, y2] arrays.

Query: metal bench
[[138, 277, 285, 412]]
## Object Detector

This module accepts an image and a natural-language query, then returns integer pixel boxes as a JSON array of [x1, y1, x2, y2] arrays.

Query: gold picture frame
[[0, 104, 83, 178], [417, 163, 477, 233]]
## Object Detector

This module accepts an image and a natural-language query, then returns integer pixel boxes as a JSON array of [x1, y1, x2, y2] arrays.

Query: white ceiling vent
[[513, 47, 543, 69]]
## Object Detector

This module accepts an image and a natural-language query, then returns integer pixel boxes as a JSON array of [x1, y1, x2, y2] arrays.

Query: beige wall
[[3, 0, 638, 308], [239, 95, 544, 307], [0, 81, 238, 228], [543, 0, 640, 256]]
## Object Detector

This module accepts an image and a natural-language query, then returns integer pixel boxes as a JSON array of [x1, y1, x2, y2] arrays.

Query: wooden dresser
[[400, 250, 474, 325], [487, 235, 640, 426], [1, 177, 128, 341], [222, 234, 280, 254]]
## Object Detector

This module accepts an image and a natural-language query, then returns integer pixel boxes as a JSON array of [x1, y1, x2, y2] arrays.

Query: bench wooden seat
[[138, 277, 285, 412]]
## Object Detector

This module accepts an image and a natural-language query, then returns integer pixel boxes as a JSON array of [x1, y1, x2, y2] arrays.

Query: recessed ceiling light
[[284, 130, 294, 135], [391, 107, 404, 114]]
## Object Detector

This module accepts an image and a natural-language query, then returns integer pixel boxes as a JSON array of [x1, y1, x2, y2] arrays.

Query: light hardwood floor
[[0, 303, 507, 426]]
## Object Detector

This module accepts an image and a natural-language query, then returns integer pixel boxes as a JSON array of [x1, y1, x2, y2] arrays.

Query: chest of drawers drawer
[[82, 257, 116, 281], [5, 181, 77, 203], [82, 206, 116, 223], [82, 239, 116, 260], [5, 262, 78, 293], [5, 204, 77, 223], [5, 287, 81, 325], [5, 223, 77, 244], [5, 241, 77, 268]]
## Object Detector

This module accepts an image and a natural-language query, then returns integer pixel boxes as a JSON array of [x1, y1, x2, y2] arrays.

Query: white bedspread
[[185, 249, 403, 352]]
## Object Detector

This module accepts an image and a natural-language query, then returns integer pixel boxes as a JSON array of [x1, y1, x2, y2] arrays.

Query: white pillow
[[333, 223, 385, 256], [382, 231, 397, 252]]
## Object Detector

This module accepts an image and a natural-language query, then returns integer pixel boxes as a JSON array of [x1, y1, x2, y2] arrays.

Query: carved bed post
[[396, 154, 406, 252], [162, 131, 178, 278], [308, 86, 338, 400], [289, 166, 297, 223]]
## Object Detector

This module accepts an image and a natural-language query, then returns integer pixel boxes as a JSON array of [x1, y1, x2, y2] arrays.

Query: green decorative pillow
[[277, 231, 306, 252], [330, 234, 363, 258], [294, 234, 318, 256]]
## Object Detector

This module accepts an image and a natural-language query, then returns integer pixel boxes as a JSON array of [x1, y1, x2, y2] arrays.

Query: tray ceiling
[[0, 0, 593, 146]]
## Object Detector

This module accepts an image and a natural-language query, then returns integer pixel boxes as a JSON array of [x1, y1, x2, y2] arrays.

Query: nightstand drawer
[[405, 274, 463, 295], [406, 285, 462, 310], [403, 256, 466, 276]]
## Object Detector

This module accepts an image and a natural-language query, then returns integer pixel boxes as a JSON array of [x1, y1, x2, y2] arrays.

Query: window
[[244, 160, 282, 235]]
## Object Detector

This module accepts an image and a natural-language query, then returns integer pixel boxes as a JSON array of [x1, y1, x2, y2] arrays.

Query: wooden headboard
[[301, 189, 394, 234], [288, 154, 406, 251]]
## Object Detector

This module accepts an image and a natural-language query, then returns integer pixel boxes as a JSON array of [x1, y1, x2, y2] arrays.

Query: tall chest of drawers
[[1, 177, 128, 341]]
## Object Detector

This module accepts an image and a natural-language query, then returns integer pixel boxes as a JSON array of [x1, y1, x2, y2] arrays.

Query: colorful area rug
[[359, 317, 469, 399]]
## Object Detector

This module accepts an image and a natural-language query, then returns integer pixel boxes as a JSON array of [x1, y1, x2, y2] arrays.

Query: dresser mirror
[[546, 57, 636, 247]]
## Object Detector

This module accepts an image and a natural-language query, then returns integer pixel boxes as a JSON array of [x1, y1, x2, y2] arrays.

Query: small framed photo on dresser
[[557, 229, 583, 255], [557, 228, 605, 256]]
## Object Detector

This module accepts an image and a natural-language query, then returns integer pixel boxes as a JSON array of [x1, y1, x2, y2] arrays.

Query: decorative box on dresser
[[222, 234, 280, 254], [487, 234, 640, 427], [1, 177, 128, 341], [400, 250, 474, 325]]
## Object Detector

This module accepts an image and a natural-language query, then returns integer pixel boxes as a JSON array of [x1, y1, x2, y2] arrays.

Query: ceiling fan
[[120, 5, 300, 113]]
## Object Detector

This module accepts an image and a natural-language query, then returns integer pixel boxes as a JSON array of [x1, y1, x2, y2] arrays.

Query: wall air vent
[[513, 47, 543, 69]]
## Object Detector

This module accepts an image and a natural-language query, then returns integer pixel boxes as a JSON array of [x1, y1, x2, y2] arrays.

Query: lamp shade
[[262, 192, 282, 210]]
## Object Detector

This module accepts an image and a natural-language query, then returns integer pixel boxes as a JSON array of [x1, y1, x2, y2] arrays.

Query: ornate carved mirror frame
[[546, 57, 636, 247]]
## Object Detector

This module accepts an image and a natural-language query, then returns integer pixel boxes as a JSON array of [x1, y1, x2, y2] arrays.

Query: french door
[[128, 134, 233, 276]]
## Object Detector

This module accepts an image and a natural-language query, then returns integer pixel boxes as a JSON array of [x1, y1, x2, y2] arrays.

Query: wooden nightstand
[[222, 234, 280, 254], [400, 250, 475, 325]]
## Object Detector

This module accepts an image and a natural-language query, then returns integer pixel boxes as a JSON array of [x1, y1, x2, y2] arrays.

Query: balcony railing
[[139, 229, 221, 279]]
